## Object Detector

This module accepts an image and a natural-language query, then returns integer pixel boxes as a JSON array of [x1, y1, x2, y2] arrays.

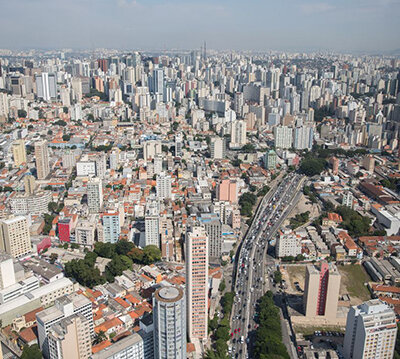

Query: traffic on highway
[[229, 172, 304, 359]]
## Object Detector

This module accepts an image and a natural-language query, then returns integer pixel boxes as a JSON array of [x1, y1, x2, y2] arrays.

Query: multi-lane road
[[229, 172, 305, 359]]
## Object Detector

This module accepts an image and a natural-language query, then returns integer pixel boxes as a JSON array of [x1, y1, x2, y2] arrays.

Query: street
[[229, 173, 305, 359]]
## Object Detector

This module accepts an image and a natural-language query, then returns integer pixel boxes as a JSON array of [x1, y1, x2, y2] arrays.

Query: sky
[[0, 0, 399, 53]]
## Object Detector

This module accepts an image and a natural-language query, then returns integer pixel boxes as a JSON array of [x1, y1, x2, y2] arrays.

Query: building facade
[[186, 224, 208, 342], [153, 286, 186, 359], [303, 261, 341, 319], [343, 299, 397, 359]]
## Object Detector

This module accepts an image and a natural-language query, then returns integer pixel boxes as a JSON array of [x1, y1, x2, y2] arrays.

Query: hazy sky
[[1, 0, 399, 53]]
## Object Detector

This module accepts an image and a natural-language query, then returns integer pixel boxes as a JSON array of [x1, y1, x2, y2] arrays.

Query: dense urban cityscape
[[0, 37, 399, 359]]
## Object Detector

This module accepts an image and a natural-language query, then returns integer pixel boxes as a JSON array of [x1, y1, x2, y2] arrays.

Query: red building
[[58, 218, 71, 242]]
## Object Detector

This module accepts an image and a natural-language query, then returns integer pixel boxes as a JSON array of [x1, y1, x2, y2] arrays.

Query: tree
[[18, 109, 27, 118], [299, 157, 326, 176], [273, 270, 282, 284], [21, 345, 42, 359], [115, 240, 134, 255], [93, 330, 107, 345], [254, 291, 289, 359], [128, 247, 144, 263], [49, 253, 58, 264], [64, 258, 105, 288], [63, 106, 68, 114], [84, 251, 98, 267], [62, 134, 71, 141], [48, 201, 58, 213], [54, 119, 67, 127], [221, 292, 234, 315], [143, 245, 161, 264], [94, 242, 115, 258]]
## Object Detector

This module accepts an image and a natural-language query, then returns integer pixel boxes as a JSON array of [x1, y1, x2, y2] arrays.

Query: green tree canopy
[[21, 345, 42, 359]]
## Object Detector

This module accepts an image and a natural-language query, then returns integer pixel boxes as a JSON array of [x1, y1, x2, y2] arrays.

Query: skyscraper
[[303, 261, 341, 319], [186, 224, 208, 342], [199, 213, 222, 259], [293, 126, 313, 150], [12, 139, 27, 167], [151, 67, 164, 95], [175, 133, 183, 157], [230, 120, 247, 149], [263, 149, 277, 169], [153, 286, 186, 359], [145, 196, 160, 247], [47, 314, 92, 359], [37, 292, 94, 359], [210, 137, 226, 160], [343, 299, 397, 359], [274, 126, 293, 149], [24, 174, 36, 195], [102, 212, 120, 244], [156, 172, 172, 200], [35, 73, 57, 101], [34, 140, 50, 179], [87, 177, 103, 213], [0, 216, 31, 258]]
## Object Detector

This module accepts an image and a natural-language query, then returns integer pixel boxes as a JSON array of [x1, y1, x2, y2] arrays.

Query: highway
[[229, 172, 305, 359]]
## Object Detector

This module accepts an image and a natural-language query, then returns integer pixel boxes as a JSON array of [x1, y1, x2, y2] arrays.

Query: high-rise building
[[75, 221, 96, 246], [24, 174, 36, 195], [329, 156, 339, 175], [186, 224, 208, 342], [0, 253, 16, 290], [156, 172, 172, 200], [47, 314, 92, 359], [145, 196, 160, 247], [276, 229, 302, 258], [343, 299, 397, 359], [263, 149, 277, 169], [0, 216, 31, 258], [303, 262, 341, 319], [151, 67, 164, 95], [143, 140, 162, 161], [362, 154, 375, 173], [230, 120, 247, 149], [102, 212, 120, 244], [37, 292, 93, 359], [217, 179, 237, 203], [210, 137, 226, 160], [87, 177, 103, 213], [34, 140, 50, 179], [199, 213, 222, 259], [175, 133, 183, 157], [233, 92, 244, 116], [0, 92, 9, 118], [153, 286, 186, 359], [35, 73, 57, 101], [153, 155, 163, 175], [12, 139, 27, 167], [293, 126, 313, 150], [274, 126, 293, 149], [92, 332, 146, 359]]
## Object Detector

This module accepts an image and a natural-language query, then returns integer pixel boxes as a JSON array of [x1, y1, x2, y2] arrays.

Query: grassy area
[[338, 264, 371, 302], [294, 325, 345, 337]]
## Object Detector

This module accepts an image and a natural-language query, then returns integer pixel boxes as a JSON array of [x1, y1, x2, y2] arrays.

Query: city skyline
[[1, 0, 400, 53]]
